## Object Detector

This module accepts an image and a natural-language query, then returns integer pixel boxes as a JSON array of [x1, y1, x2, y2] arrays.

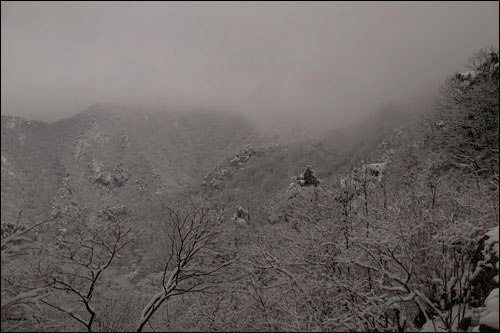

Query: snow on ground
[[459, 70, 478, 79], [420, 227, 499, 332], [419, 305, 467, 332], [485, 226, 499, 281], [420, 318, 447, 332], [485, 226, 499, 247], [480, 288, 499, 331]]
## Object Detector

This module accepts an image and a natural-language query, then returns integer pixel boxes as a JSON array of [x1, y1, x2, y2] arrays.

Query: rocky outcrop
[[232, 205, 250, 227], [88, 159, 112, 186], [3, 108, 258, 227], [229, 146, 255, 166], [73, 121, 109, 160], [88, 159, 129, 188], [202, 144, 285, 192], [98, 204, 127, 222]]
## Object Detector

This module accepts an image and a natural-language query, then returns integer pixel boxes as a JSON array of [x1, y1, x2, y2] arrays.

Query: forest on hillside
[[1, 48, 499, 332]]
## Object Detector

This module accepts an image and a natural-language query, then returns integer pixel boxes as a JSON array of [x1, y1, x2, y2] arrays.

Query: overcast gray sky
[[1, 1, 499, 128]]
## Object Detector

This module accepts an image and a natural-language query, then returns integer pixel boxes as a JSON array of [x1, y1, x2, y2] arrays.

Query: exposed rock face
[[202, 144, 285, 193], [98, 204, 127, 221], [88, 160, 129, 188], [73, 121, 109, 160], [232, 205, 250, 226], [88, 159, 112, 186]]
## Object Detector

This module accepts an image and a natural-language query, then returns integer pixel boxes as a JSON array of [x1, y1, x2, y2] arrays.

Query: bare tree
[[37, 216, 136, 332], [1, 211, 50, 332], [135, 200, 235, 332], [436, 47, 499, 176]]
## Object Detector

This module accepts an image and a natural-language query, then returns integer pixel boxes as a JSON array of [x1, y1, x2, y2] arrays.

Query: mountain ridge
[[1, 106, 257, 225]]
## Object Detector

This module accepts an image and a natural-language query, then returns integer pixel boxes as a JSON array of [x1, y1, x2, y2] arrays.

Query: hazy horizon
[[1, 1, 499, 130]]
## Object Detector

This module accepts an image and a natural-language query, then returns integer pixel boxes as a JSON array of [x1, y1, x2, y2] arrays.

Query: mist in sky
[[1, 1, 499, 130]]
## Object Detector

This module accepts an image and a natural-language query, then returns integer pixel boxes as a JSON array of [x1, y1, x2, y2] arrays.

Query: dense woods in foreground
[[1, 48, 499, 332]]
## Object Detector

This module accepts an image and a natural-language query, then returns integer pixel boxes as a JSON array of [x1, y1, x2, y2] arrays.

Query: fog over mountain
[[1, 3, 499, 333], [2, 1, 499, 131]]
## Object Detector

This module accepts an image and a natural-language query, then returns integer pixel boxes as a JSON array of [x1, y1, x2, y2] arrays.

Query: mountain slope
[[1, 106, 256, 225]]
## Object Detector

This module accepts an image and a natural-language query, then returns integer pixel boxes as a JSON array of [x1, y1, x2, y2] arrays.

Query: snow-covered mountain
[[1, 105, 256, 225]]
